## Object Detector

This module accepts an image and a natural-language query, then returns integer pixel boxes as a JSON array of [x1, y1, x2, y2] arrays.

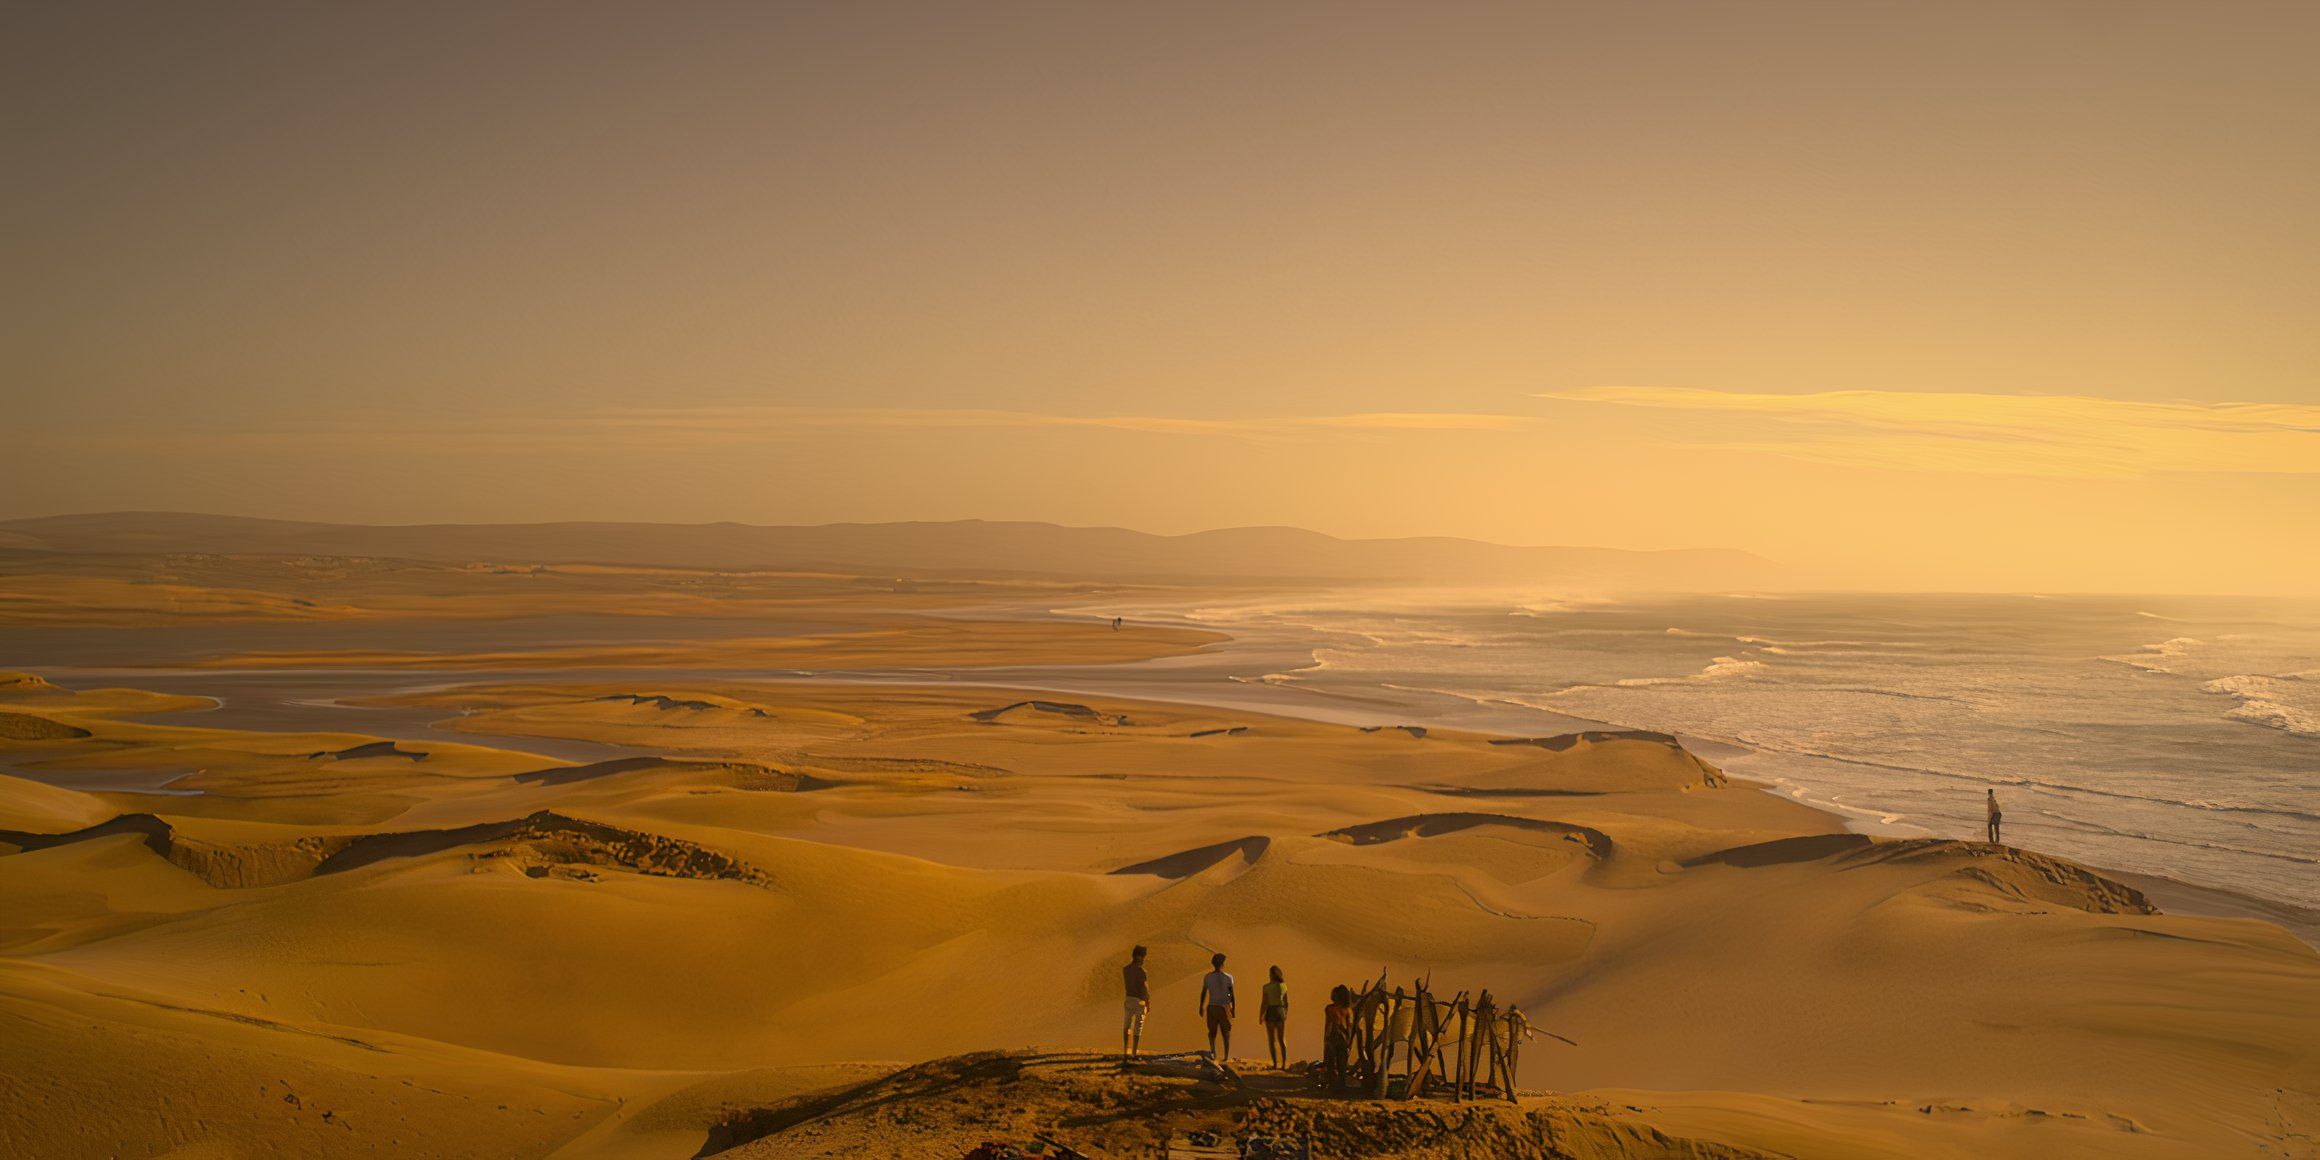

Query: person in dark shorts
[[1987, 788, 2003, 844], [1260, 965, 1290, 1068], [1121, 945, 1150, 1061], [1198, 952, 1235, 1060]]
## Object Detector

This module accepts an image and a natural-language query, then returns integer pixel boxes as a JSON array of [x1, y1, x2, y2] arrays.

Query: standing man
[[1986, 788, 2003, 844], [1198, 952, 1236, 1061], [1121, 945, 1150, 1062]]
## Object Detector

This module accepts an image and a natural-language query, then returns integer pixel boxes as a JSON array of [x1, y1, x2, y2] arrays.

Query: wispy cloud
[[563, 406, 1539, 441], [49, 405, 1542, 453], [1536, 387, 2320, 478]]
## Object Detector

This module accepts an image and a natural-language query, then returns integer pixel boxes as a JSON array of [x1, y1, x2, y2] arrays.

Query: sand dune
[[4, 655, 2317, 1156], [1319, 812, 1614, 860], [1427, 732, 1730, 796]]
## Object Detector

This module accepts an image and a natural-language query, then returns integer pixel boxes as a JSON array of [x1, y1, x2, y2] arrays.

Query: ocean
[[1139, 592, 2320, 913]]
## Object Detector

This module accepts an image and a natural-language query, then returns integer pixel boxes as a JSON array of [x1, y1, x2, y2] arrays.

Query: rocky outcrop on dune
[[1109, 836, 1270, 879], [1, 810, 776, 890], [1687, 834, 2157, 916], [705, 1049, 1777, 1160], [1319, 813, 1613, 860], [969, 700, 1128, 727], [0, 711, 91, 740], [1359, 725, 1430, 738], [0, 673, 61, 694], [514, 756, 828, 791], [1239, 1098, 1778, 1159]]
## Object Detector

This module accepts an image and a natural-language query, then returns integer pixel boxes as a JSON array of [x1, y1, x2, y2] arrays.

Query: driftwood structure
[[1335, 973, 1568, 1103]]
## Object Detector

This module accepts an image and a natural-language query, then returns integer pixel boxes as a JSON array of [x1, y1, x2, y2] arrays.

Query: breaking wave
[[2200, 673, 2320, 739]]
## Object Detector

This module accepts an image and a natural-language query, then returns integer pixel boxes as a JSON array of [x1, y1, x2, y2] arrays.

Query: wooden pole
[[1461, 996, 1475, 1100], [1502, 1006, 1525, 1104], [1473, 992, 1498, 1100]]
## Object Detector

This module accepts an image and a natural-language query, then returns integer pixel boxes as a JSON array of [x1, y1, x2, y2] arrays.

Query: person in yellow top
[[1260, 965, 1290, 1069]]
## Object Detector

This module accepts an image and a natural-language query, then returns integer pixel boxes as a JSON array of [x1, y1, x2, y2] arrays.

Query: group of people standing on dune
[[1120, 946, 1357, 1077], [1115, 794, 2013, 1072]]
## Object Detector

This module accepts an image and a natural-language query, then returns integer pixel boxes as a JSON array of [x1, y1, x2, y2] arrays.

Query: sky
[[5, 1, 2317, 595]]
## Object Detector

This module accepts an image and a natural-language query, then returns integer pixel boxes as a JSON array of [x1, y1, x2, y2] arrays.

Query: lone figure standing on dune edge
[[1987, 788, 2003, 844], [1199, 952, 1236, 1060], [1121, 945, 1150, 1062]]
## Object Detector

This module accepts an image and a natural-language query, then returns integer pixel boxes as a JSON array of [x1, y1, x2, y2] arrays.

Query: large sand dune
[[4, 605, 2317, 1158]]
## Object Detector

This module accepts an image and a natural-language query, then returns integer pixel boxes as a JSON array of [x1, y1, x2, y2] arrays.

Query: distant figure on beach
[[1323, 984, 1354, 1090], [1260, 965, 1290, 1068], [1112, 616, 1122, 631], [1986, 788, 2003, 844], [1199, 952, 1235, 1060], [1121, 945, 1150, 1061]]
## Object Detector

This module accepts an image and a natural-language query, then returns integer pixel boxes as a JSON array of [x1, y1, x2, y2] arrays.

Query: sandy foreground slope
[[5, 653, 2317, 1160]]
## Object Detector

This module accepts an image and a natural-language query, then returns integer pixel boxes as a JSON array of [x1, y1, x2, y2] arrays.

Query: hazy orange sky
[[6, 2, 2316, 595]]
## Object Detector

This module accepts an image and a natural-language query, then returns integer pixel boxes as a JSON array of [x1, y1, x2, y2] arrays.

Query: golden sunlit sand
[[3, 569, 2315, 1158], [13, 0, 2320, 1152]]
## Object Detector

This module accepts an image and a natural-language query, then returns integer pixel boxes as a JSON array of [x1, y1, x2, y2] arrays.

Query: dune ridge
[[512, 756, 829, 792], [1111, 836, 1272, 879], [1319, 812, 1614, 860], [0, 809, 779, 890]]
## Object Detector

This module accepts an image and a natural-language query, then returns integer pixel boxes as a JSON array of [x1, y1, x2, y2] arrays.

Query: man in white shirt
[[1198, 952, 1236, 1060]]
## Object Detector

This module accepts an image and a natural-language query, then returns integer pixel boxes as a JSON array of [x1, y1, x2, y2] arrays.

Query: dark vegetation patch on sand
[[593, 693, 772, 716], [0, 711, 90, 740], [514, 756, 828, 792], [1, 809, 777, 890], [969, 701, 1129, 727], [1489, 730, 1680, 751], [304, 741, 427, 762]]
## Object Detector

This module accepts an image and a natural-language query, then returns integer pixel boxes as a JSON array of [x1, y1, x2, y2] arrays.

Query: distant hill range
[[0, 512, 1786, 589]]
